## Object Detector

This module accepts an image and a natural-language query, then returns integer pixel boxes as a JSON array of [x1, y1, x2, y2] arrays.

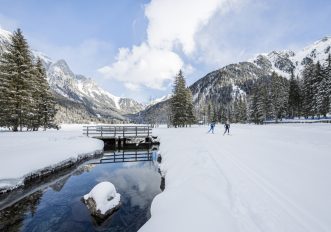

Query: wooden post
[[147, 126, 150, 137], [136, 126, 137, 137], [123, 127, 125, 137], [101, 126, 103, 137], [86, 127, 89, 136], [114, 127, 116, 137]]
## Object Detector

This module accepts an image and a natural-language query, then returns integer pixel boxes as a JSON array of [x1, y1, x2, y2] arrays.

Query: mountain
[[192, 36, 331, 107], [47, 59, 144, 118], [132, 36, 331, 124], [0, 28, 145, 122], [252, 36, 331, 78], [146, 94, 172, 108]]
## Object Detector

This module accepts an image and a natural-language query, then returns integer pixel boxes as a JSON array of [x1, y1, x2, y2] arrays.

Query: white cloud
[[145, 0, 234, 55], [99, 43, 183, 90], [99, 0, 244, 91]]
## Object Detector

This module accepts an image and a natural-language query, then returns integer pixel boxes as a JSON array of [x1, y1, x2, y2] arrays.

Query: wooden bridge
[[83, 125, 152, 139], [83, 125, 158, 149]]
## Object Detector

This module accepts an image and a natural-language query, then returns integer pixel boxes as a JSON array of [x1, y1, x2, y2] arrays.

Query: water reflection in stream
[[0, 149, 162, 232]]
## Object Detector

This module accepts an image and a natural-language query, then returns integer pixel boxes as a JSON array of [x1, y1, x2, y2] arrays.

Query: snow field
[[0, 124, 104, 189], [140, 124, 331, 232]]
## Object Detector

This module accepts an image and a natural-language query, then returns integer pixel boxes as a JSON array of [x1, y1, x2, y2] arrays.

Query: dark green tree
[[288, 71, 302, 118], [34, 58, 57, 130], [0, 29, 57, 131], [0, 29, 35, 131], [170, 70, 195, 127], [302, 61, 315, 118]]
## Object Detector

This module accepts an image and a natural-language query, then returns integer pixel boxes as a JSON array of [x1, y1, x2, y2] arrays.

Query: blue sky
[[0, 0, 330, 102]]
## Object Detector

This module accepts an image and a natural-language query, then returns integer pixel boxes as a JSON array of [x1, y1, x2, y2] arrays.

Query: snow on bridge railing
[[83, 125, 152, 138]]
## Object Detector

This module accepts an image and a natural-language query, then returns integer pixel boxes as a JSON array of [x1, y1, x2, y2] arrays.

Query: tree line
[[249, 56, 331, 124], [172, 55, 331, 126], [0, 29, 57, 131]]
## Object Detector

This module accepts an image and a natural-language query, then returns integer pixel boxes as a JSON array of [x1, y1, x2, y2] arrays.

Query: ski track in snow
[[214, 148, 327, 232], [141, 124, 331, 232]]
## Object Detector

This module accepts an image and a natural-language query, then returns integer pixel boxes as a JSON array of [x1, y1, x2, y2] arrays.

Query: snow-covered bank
[[141, 124, 331, 232], [0, 125, 103, 190]]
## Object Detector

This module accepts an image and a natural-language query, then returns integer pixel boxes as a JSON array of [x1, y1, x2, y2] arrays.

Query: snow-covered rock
[[83, 181, 121, 218]]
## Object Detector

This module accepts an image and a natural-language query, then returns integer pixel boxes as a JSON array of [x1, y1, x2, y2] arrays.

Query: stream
[[0, 148, 162, 232]]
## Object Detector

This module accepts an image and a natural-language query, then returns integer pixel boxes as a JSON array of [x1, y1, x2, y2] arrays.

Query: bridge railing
[[83, 125, 152, 138]]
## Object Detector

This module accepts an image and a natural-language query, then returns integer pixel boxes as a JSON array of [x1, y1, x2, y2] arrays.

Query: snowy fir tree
[[33, 58, 57, 130], [301, 61, 315, 118], [288, 71, 302, 119], [170, 70, 195, 127], [0, 29, 57, 131], [233, 94, 247, 123], [184, 87, 196, 126], [315, 62, 329, 117], [270, 72, 289, 122], [326, 54, 331, 112]]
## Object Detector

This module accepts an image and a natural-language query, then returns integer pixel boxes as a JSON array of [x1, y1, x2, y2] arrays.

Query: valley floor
[[140, 124, 331, 232], [0, 125, 103, 189]]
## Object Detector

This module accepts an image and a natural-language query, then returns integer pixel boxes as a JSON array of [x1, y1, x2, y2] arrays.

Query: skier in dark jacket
[[208, 122, 215, 134], [224, 120, 230, 135]]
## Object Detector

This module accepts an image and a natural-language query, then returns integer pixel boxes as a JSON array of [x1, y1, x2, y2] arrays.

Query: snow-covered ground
[[0, 124, 103, 189], [141, 124, 331, 232]]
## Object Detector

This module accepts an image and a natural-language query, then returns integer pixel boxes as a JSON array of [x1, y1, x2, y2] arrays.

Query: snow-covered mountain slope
[[147, 94, 172, 108], [0, 28, 11, 55], [0, 28, 144, 120], [252, 36, 331, 77], [47, 59, 144, 116], [192, 36, 331, 107]]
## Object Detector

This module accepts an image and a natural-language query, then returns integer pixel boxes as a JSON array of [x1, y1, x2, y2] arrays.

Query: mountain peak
[[53, 59, 69, 68], [75, 74, 89, 81]]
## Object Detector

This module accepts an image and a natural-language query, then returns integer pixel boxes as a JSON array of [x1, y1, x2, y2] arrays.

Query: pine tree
[[238, 95, 248, 122], [326, 54, 331, 112], [249, 81, 266, 124], [170, 70, 193, 127], [0, 29, 35, 131], [315, 61, 329, 118], [288, 71, 302, 118], [0, 29, 57, 131], [34, 58, 57, 130], [302, 61, 315, 118], [207, 102, 212, 123], [270, 72, 289, 122], [184, 88, 195, 125]]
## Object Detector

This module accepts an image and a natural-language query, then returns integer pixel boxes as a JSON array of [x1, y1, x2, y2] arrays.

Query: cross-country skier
[[208, 122, 215, 134], [224, 120, 230, 135]]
